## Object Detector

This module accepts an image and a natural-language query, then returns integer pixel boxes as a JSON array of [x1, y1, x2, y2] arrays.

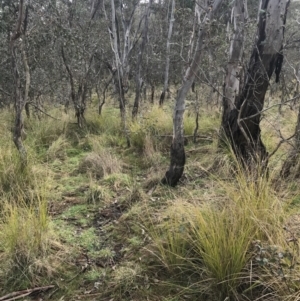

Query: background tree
[[10, 0, 27, 162], [132, 0, 153, 119], [159, 0, 175, 106]]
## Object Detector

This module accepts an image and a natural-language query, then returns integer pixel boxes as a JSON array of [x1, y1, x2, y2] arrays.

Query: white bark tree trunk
[[221, 0, 245, 139], [132, 0, 152, 119], [107, 0, 140, 147]]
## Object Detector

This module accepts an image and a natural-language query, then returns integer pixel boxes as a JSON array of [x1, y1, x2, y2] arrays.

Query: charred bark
[[161, 141, 186, 187], [150, 84, 155, 103], [222, 0, 290, 165]]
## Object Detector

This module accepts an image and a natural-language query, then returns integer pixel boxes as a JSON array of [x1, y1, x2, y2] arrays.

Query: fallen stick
[[0, 285, 55, 301]]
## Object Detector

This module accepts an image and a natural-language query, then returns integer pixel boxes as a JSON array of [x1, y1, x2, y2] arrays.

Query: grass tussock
[[26, 112, 69, 152], [129, 105, 172, 152], [0, 147, 52, 202], [46, 135, 69, 160], [146, 163, 290, 300], [78, 146, 123, 179], [0, 198, 65, 289]]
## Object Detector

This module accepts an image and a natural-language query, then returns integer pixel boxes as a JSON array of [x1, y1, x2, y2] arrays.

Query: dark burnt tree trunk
[[221, 0, 290, 165], [11, 0, 27, 164], [75, 81, 88, 128], [150, 83, 155, 103], [162, 0, 224, 187]]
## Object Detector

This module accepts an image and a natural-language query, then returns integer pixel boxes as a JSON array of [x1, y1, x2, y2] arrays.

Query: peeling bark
[[221, 0, 245, 142]]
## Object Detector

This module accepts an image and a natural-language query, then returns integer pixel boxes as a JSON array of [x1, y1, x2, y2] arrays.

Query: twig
[[193, 90, 200, 143], [27, 102, 60, 120], [0, 88, 11, 96], [66, 264, 89, 283], [77, 292, 104, 298], [0, 285, 54, 301], [237, 98, 251, 145], [155, 134, 212, 140], [267, 132, 296, 160], [241, 94, 300, 121], [1, 291, 31, 301]]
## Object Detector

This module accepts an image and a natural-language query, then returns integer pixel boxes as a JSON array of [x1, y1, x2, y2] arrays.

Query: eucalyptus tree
[[162, 0, 224, 187], [0, 0, 16, 106], [221, 0, 290, 166], [104, 0, 142, 146], [138, 0, 194, 104], [132, 0, 153, 119], [221, 0, 246, 144], [59, 0, 101, 127], [10, 0, 29, 162]]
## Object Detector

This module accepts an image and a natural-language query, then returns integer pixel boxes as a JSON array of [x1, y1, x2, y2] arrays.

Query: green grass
[[0, 98, 300, 301]]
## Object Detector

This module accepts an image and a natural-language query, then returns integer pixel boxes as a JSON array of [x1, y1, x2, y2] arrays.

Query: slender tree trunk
[[193, 90, 199, 143], [108, 0, 138, 147], [61, 46, 84, 127], [221, 0, 290, 166], [132, 0, 152, 119], [159, 0, 175, 106], [75, 82, 87, 128], [21, 38, 31, 119], [61, 45, 92, 128], [162, 0, 224, 187], [11, 0, 27, 164], [150, 83, 155, 103]]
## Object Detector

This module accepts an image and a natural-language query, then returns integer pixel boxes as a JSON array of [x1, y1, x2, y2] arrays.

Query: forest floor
[[1, 94, 300, 301]]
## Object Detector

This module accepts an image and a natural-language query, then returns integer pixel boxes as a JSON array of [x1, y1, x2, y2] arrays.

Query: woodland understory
[[1, 0, 300, 300]]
